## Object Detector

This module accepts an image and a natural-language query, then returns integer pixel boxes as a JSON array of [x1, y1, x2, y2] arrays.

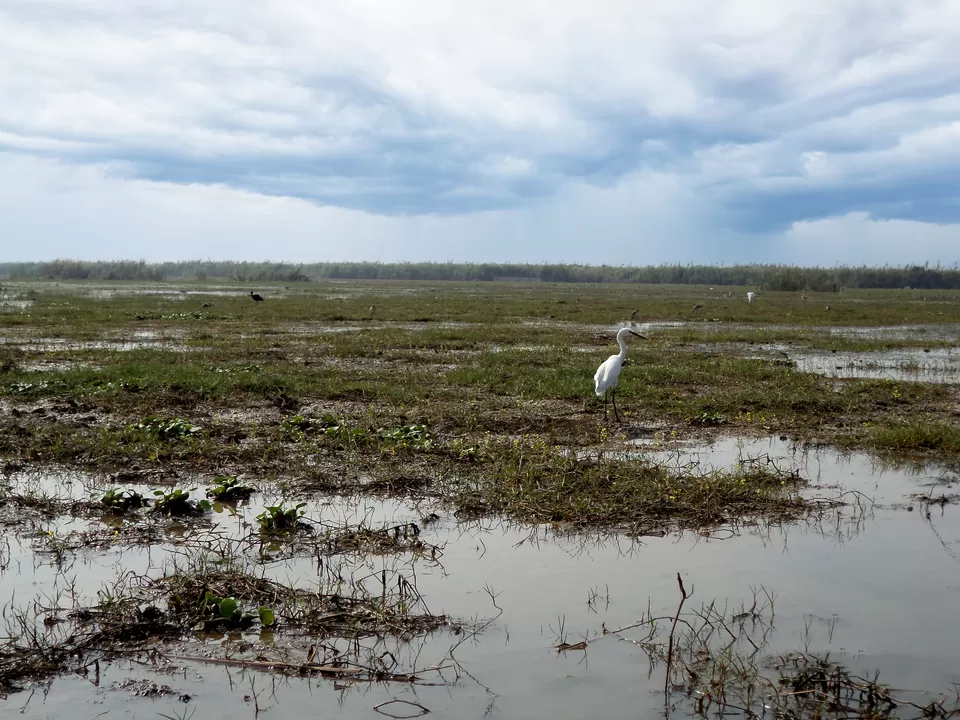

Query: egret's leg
[[611, 390, 621, 423], [603, 390, 609, 419]]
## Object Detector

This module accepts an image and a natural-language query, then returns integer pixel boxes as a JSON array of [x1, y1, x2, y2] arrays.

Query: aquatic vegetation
[[100, 487, 148, 511], [205, 475, 255, 502], [151, 488, 211, 516]]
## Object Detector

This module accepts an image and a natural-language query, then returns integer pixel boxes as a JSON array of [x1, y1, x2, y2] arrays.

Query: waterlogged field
[[0, 279, 959, 719]]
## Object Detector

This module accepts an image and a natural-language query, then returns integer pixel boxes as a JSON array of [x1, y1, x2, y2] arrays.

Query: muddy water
[[4, 439, 960, 718]]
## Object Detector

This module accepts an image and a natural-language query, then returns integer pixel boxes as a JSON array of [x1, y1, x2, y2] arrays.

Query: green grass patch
[[446, 436, 817, 530], [868, 422, 960, 454]]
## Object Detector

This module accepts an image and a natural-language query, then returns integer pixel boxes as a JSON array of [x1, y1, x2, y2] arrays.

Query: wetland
[[0, 279, 958, 719]]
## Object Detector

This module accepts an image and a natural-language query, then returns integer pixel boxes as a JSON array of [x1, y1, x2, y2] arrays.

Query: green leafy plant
[[258, 606, 276, 626], [687, 410, 728, 427], [255, 502, 307, 533], [133, 417, 203, 442], [379, 424, 433, 450], [281, 414, 369, 445], [208, 364, 261, 374], [151, 487, 211, 516], [198, 592, 277, 631], [280, 414, 314, 440], [449, 438, 479, 461], [7, 380, 63, 395], [100, 487, 148, 511], [205, 476, 255, 502]]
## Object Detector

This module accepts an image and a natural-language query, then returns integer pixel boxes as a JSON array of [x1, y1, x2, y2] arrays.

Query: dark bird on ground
[[200, 302, 213, 309], [630, 309, 640, 320], [692, 304, 704, 312], [249, 292, 264, 302]]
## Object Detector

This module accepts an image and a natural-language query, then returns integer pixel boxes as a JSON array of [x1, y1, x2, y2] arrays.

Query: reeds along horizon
[[3, 260, 960, 290]]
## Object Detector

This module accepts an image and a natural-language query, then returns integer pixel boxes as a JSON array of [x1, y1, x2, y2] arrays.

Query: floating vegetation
[[255, 502, 307, 534], [100, 487, 148, 511], [151, 488, 211, 516], [205, 475, 255, 503]]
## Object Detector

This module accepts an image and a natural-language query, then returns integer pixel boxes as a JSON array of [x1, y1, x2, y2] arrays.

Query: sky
[[2, 0, 960, 266]]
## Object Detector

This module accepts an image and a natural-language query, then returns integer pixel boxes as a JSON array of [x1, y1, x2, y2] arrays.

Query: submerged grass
[[445, 435, 822, 531], [0, 533, 457, 693], [158, 550, 445, 639], [598, 577, 960, 719]]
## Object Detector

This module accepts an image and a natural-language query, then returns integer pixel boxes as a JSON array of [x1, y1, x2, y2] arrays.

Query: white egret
[[594, 327, 647, 422], [746, 291, 756, 304]]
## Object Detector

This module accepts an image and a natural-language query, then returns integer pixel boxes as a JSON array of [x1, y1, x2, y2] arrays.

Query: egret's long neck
[[616, 334, 628, 357]]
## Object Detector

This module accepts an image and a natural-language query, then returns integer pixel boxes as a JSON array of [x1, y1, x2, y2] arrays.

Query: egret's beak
[[629, 330, 647, 339]]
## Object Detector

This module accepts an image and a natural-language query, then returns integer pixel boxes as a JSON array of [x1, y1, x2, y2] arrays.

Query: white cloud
[[780, 213, 960, 266], [0, 153, 719, 264], [1, 0, 959, 261]]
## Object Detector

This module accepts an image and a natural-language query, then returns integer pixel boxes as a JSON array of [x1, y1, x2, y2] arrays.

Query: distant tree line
[[1, 260, 959, 291]]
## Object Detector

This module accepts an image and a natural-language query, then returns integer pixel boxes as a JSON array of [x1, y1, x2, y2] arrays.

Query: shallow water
[[0, 331, 199, 353], [518, 318, 960, 347], [0, 299, 33, 312], [3, 439, 960, 718], [83, 286, 293, 301], [666, 321, 960, 345], [790, 346, 960, 383]]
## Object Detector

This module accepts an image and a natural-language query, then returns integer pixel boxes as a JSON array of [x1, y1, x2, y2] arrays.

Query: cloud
[[0, 153, 723, 265], [1, 0, 959, 259], [780, 213, 960, 266]]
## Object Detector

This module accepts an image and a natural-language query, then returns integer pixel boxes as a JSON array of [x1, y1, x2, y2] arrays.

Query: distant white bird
[[594, 327, 647, 422], [747, 291, 757, 304]]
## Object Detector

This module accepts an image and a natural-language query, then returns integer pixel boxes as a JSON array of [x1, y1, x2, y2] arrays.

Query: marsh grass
[[0, 347, 21, 374], [444, 435, 825, 531], [0, 280, 958, 531], [598, 578, 960, 719], [0, 528, 456, 691], [157, 550, 446, 641], [1, 278, 959, 704], [868, 422, 960, 455]]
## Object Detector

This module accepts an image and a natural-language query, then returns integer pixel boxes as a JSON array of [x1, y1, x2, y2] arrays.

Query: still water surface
[[2, 437, 959, 719]]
